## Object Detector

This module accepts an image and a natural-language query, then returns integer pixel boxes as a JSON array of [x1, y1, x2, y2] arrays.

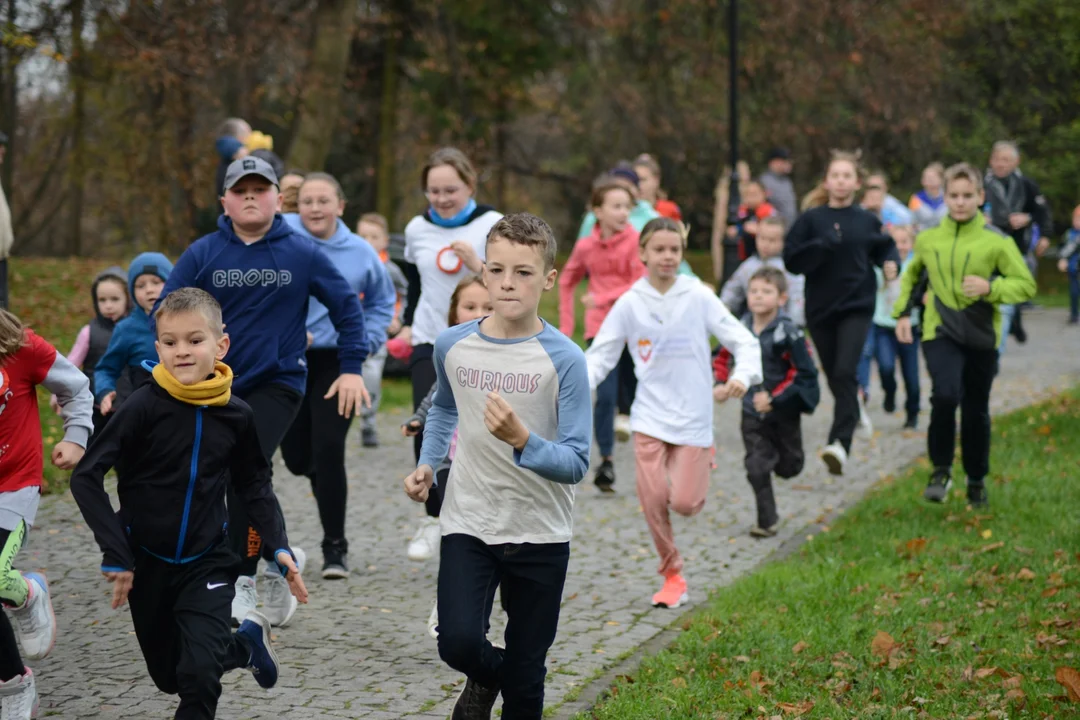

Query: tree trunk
[[0, 0, 18, 195], [287, 0, 357, 171], [374, 15, 399, 223], [67, 0, 86, 256]]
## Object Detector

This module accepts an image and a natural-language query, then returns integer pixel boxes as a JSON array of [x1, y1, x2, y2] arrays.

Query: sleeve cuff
[[100, 565, 131, 573], [62, 426, 91, 449], [512, 432, 538, 468], [273, 548, 294, 576]]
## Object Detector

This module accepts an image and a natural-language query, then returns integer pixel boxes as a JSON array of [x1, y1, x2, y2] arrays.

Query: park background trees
[[1, 0, 1078, 256]]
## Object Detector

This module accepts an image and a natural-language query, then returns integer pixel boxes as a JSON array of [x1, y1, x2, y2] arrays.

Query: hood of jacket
[[127, 253, 174, 300], [92, 265, 127, 322], [282, 214, 354, 250]]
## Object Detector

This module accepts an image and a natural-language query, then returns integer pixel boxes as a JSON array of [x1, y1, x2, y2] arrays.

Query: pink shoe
[[651, 573, 688, 609]]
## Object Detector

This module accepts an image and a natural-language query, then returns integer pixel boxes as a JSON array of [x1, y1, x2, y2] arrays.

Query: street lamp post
[[721, 0, 742, 289]]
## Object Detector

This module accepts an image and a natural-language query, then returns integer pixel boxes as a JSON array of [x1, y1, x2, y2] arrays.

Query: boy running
[[894, 163, 1036, 507], [156, 157, 367, 627], [403, 213, 591, 720], [71, 288, 308, 719]]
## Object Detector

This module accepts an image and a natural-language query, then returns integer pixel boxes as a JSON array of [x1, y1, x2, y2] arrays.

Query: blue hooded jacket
[[155, 215, 367, 396], [283, 214, 396, 354], [94, 252, 174, 400]]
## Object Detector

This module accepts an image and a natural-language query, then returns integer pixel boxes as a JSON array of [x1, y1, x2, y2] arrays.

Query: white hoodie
[[585, 275, 762, 448]]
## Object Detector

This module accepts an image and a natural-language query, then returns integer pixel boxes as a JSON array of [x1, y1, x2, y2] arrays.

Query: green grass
[[578, 388, 1080, 719]]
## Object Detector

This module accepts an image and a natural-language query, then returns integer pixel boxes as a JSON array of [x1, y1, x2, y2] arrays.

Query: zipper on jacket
[[174, 407, 204, 562], [950, 222, 961, 305]]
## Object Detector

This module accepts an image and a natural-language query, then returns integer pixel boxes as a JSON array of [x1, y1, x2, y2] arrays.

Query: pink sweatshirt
[[558, 224, 644, 340]]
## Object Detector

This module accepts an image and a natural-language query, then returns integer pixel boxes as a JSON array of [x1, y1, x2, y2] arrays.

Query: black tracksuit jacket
[[70, 382, 289, 573]]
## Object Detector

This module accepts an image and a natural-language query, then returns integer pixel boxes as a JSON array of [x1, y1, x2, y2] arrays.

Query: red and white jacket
[[1, 330, 93, 493]]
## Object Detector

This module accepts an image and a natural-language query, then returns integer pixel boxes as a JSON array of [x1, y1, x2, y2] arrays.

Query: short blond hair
[[944, 162, 984, 192], [358, 212, 389, 235], [486, 213, 557, 271], [155, 288, 224, 337], [0, 309, 26, 360]]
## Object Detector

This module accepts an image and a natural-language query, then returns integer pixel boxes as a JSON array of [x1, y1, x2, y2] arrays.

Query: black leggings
[[409, 344, 444, 518], [0, 527, 23, 682], [808, 312, 873, 453], [616, 347, 637, 416], [281, 349, 354, 544], [229, 383, 303, 577]]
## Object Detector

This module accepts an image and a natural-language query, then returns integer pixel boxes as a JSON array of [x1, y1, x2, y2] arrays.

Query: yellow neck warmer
[[152, 361, 233, 407]]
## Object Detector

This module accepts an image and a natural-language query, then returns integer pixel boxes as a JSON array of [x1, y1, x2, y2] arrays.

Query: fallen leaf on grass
[[871, 631, 896, 658], [975, 667, 1009, 679], [961, 665, 974, 682], [1036, 424, 1052, 435], [734, 655, 750, 663], [792, 641, 809, 655], [980, 541, 1005, 553], [1042, 587, 1059, 598], [900, 537, 928, 556], [777, 700, 814, 715], [934, 635, 951, 646], [1002, 674, 1023, 689], [1015, 567, 1036, 581], [980, 529, 993, 539], [1054, 666, 1080, 702], [671, 677, 687, 688]]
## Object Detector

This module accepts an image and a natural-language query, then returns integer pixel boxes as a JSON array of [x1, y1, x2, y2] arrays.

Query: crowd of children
[[0, 135, 1062, 719]]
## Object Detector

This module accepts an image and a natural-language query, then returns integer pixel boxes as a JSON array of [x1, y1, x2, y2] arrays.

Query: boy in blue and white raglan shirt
[[404, 213, 591, 720], [155, 156, 369, 629]]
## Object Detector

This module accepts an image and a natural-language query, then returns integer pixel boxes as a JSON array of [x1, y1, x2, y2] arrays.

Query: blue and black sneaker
[[237, 611, 279, 689]]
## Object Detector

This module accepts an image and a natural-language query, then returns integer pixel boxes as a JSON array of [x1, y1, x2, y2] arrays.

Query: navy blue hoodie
[[156, 215, 367, 396]]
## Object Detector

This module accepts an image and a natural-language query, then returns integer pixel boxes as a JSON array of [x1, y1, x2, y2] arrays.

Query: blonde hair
[[759, 215, 786, 233], [639, 217, 689, 249], [924, 161, 945, 178], [802, 150, 866, 210], [155, 288, 224, 338], [486, 212, 558, 271], [0, 309, 26, 360], [421, 147, 477, 192], [301, 172, 345, 201], [280, 184, 300, 214], [358, 212, 389, 235], [944, 162, 984, 192], [447, 275, 487, 327]]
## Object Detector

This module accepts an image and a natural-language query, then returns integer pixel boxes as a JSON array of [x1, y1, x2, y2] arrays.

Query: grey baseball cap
[[222, 156, 279, 192]]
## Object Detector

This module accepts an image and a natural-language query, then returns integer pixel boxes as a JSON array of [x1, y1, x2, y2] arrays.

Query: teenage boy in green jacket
[[893, 162, 1035, 508]]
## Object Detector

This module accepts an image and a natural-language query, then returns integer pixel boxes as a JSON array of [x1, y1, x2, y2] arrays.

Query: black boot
[[748, 473, 778, 537], [966, 479, 989, 508]]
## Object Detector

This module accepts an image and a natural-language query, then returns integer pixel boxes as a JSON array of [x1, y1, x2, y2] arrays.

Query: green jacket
[[893, 214, 1035, 348]]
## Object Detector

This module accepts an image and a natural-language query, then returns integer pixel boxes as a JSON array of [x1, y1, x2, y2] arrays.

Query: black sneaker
[[594, 459, 616, 493], [903, 412, 918, 429], [321, 538, 349, 580], [923, 467, 952, 503], [1010, 311, 1027, 344], [450, 677, 500, 720], [362, 427, 379, 448], [966, 481, 989, 508], [883, 392, 896, 414]]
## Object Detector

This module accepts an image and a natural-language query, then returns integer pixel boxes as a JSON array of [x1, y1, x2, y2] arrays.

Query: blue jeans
[[1068, 267, 1079, 321], [856, 325, 875, 397], [587, 339, 617, 457], [873, 324, 921, 415], [998, 304, 1015, 353], [437, 534, 570, 720]]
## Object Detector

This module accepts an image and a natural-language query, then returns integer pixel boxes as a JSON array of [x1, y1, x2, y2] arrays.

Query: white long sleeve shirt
[[585, 275, 762, 447]]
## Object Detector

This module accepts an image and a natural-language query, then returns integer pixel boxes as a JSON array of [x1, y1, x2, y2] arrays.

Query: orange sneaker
[[651, 573, 688, 609]]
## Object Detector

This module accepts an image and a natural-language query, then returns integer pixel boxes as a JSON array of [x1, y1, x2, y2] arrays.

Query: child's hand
[[49, 395, 62, 415], [275, 551, 309, 604], [961, 275, 991, 298], [100, 392, 117, 415], [103, 570, 134, 609], [883, 260, 899, 281], [744, 219, 759, 236], [713, 384, 729, 403], [401, 420, 421, 437], [450, 240, 483, 273], [1008, 212, 1031, 230], [722, 380, 748, 399], [324, 373, 371, 418], [752, 391, 772, 414], [51, 441, 85, 470], [581, 293, 596, 310], [484, 392, 530, 450], [1035, 237, 1051, 257], [388, 317, 402, 336], [404, 464, 434, 502], [895, 317, 914, 344], [1060, 258, 1069, 272], [306, 331, 314, 348]]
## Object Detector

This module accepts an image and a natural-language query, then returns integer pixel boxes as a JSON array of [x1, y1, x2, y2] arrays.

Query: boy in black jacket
[[715, 267, 820, 537], [70, 288, 308, 720]]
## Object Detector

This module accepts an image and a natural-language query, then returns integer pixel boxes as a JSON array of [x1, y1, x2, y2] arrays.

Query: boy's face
[[945, 177, 984, 222], [743, 183, 766, 208], [222, 177, 280, 232], [893, 228, 914, 256], [133, 274, 165, 313], [756, 225, 784, 259], [96, 278, 128, 322], [358, 221, 389, 252], [747, 278, 785, 316], [156, 310, 230, 386], [482, 236, 556, 324]]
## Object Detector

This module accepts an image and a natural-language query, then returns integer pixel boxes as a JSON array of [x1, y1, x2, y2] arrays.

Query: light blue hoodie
[[283, 214, 396, 354]]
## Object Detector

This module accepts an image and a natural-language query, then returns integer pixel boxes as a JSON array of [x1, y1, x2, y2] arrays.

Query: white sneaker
[[9, 573, 56, 660], [0, 667, 37, 720], [857, 398, 873, 438], [427, 599, 439, 639], [262, 547, 305, 628], [614, 414, 632, 442], [231, 576, 258, 627], [821, 442, 847, 475], [407, 518, 441, 562]]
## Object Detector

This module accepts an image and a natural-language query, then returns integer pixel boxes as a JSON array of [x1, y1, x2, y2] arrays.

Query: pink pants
[[634, 432, 713, 576]]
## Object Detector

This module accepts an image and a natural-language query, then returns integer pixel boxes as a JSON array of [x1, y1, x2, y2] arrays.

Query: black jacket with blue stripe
[[70, 381, 288, 573]]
